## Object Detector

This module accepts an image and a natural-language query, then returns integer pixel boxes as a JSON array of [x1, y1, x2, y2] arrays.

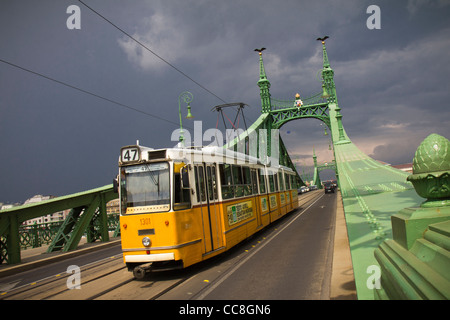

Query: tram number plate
[[122, 148, 139, 162]]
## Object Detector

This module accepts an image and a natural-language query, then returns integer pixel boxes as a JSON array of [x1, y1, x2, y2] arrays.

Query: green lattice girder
[[0, 184, 117, 264], [270, 102, 331, 130], [223, 113, 304, 186]]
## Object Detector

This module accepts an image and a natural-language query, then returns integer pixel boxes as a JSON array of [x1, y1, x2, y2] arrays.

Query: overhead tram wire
[[79, 1, 260, 128], [0, 58, 187, 129], [78, 0, 227, 105]]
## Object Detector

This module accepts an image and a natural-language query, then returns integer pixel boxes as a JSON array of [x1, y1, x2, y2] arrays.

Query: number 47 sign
[[121, 147, 139, 162]]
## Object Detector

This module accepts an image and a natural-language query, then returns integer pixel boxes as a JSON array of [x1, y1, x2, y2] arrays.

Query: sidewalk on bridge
[[0, 234, 121, 279], [330, 190, 357, 300]]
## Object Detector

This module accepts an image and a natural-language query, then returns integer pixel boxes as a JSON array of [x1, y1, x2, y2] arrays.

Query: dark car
[[324, 182, 335, 193]]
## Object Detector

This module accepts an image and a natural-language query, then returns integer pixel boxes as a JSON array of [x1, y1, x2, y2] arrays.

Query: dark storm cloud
[[0, 0, 449, 203]]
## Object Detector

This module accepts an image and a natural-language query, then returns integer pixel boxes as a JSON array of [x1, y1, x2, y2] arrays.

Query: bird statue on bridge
[[316, 36, 329, 44], [254, 47, 266, 55]]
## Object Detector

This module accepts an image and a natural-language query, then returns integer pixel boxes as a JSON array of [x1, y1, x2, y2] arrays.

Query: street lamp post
[[178, 91, 194, 146]]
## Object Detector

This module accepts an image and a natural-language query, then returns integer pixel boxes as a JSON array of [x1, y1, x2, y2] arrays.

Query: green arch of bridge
[[224, 42, 348, 187], [230, 40, 429, 300]]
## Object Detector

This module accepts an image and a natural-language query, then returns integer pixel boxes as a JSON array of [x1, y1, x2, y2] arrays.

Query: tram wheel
[[133, 266, 147, 280]]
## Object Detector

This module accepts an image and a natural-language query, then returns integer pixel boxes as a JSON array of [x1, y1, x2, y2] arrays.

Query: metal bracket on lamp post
[[178, 91, 194, 146]]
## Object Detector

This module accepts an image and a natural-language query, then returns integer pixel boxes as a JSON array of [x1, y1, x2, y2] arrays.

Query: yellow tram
[[117, 144, 299, 279]]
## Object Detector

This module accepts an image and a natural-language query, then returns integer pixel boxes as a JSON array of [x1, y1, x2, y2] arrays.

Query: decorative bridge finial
[[254, 47, 266, 55], [317, 36, 331, 69], [407, 133, 450, 207], [316, 36, 329, 44], [255, 47, 271, 113]]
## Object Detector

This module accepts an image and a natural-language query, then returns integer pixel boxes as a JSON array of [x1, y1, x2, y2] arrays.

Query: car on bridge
[[324, 182, 335, 194], [298, 186, 307, 194]]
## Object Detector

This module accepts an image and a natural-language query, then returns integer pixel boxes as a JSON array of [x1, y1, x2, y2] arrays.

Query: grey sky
[[1, 0, 449, 203]]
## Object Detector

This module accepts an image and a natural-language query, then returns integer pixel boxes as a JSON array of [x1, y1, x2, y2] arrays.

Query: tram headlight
[[142, 237, 151, 247]]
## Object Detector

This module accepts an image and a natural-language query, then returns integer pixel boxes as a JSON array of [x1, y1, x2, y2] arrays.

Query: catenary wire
[[78, 0, 228, 104], [0, 58, 189, 129], [78, 0, 261, 129]]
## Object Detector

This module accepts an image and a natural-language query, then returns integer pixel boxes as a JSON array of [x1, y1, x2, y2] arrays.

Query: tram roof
[[138, 145, 293, 172]]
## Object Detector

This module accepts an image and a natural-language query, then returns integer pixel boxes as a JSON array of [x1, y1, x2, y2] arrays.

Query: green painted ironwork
[[178, 91, 194, 145], [257, 40, 345, 163], [249, 39, 439, 299], [0, 185, 117, 264], [312, 148, 336, 188], [374, 134, 450, 299]]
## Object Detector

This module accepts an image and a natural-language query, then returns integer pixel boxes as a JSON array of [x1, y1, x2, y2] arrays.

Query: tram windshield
[[120, 162, 170, 214]]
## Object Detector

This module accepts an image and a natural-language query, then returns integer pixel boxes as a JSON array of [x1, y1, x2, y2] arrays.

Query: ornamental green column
[[257, 51, 271, 114], [374, 133, 450, 299], [320, 40, 348, 144], [257, 50, 274, 159], [312, 148, 322, 187]]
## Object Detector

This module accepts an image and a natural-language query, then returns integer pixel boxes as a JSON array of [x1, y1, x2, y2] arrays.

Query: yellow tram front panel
[[120, 208, 205, 268]]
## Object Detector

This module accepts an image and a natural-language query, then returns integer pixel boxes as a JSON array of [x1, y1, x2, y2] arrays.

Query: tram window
[[233, 165, 244, 197], [197, 166, 207, 202], [251, 169, 258, 195], [194, 166, 199, 202], [219, 164, 234, 199], [285, 174, 291, 190], [206, 166, 218, 201], [181, 166, 189, 188], [243, 166, 252, 196], [278, 172, 284, 191], [258, 169, 266, 194], [211, 165, 218, 200], [268, 173, 275, 193], [121, 163, 170, 214], [174, 172, 191, 210], [233, 165, 243, 184], [206, 166, 213, 200]]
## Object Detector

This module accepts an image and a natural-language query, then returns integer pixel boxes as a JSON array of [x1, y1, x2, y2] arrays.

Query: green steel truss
[[244, 41, 433, 300], [0, 185, 117, 264], [270, 102, 331, 130], [246, 41, 343, 184]]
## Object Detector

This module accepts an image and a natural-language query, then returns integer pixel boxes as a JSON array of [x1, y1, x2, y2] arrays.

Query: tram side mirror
[[180, 165, 190, 189], [113, 176, 119, 193]]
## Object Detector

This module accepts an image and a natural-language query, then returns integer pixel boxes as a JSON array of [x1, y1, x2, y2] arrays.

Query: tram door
[[195, 164, 223, 254]]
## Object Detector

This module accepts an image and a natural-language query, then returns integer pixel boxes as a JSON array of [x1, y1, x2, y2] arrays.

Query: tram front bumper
[[124, 252, 175, 263]]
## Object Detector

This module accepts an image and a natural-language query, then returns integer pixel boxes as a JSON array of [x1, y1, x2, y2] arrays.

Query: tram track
[[1, 190, 324, 300]]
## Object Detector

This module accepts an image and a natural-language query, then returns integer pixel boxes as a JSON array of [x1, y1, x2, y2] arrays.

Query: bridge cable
[[0, 58, 190, 129]]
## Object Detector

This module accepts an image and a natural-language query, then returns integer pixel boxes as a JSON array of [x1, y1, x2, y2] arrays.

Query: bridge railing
[[0, 184, 118, 265], [270, 92, 327, 110]]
